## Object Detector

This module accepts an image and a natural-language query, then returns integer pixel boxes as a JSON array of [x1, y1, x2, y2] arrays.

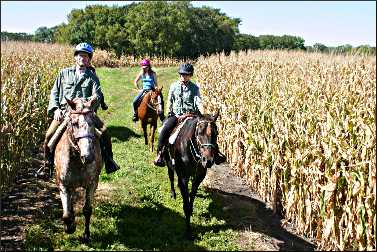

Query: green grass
[[24, 67, 241, 251]]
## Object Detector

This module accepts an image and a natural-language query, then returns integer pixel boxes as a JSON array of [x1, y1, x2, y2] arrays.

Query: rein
[[67, 109, 96, 151], [189, 119, 216, 164], [147, 92, 162, 111]]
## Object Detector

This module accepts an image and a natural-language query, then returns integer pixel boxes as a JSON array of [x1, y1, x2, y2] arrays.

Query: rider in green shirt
[[153, 63, 226, 167], [44, 43, 119, 175]]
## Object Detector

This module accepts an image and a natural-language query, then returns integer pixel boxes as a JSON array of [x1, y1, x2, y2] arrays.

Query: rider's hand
[[53, 108, 63, 121], [177, 114, 188, 123]]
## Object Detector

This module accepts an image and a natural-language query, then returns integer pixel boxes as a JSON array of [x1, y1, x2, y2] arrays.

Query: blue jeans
[[133, 90, 147, 114]]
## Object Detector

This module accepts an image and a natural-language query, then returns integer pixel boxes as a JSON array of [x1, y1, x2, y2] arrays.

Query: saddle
[[168, 117, 191, 144], [137, 90, 151, 106], [47, 115, 102, 151]]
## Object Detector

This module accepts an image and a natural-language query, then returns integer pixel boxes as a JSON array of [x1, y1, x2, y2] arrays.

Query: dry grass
[[196, 50, 376, 250]]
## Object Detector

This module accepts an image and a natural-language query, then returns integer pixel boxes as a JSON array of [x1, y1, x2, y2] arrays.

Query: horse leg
[[150, 123, 156, 152], [142, 122, 148, 146], [189, 169, 207, 216], [177, 177, 193, 240], [168, 166, 176, 199], [59, 185, 76, 234], [82, 184, 96, 243]]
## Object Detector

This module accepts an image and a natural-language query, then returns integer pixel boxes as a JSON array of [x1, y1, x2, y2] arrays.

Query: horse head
[[150, 87, 163, 116], [195, 110, 219, 168], [66, 97, 97, 164]]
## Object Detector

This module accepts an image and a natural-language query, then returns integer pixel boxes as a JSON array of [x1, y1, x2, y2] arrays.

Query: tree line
[[1, 1, 375, 57]]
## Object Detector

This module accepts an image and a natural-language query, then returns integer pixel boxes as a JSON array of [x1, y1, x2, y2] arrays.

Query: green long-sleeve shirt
[[167, 80, 203, 116], [47, 66, 103, 116]]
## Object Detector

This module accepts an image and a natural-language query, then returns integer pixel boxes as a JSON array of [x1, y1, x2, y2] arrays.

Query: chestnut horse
[[163, 112, 219, 239], [54, 98, 102, 243], [137, 87, 163, 151]]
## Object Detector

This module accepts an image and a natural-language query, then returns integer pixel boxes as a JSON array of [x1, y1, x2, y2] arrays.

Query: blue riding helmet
[[74, 43, 94, 58]]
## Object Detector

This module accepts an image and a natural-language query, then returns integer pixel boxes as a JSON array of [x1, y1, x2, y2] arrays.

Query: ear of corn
[[196, 50, 376, 250]]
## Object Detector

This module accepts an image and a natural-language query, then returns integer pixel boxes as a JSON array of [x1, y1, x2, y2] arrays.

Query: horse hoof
[[185, 232, 194, 241], [64, 224, 76, 234], [82, 234, 91, 244]]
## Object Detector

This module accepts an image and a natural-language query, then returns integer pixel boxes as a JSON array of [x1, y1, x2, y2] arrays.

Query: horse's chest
[[59, 160, 99, 187]]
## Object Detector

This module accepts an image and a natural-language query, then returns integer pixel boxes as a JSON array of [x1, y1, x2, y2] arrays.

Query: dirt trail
[[203, 163, 316, 250], [1, 153, 316, 251]]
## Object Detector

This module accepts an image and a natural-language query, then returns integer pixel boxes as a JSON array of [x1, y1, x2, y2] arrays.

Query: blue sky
[[1, 1, 375, 47]]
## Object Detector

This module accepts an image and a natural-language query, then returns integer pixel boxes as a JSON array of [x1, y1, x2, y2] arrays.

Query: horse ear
[[65, 97, 76, 110]]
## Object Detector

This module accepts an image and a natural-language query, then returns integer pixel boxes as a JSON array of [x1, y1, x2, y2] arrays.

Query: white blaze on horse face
[[77, 115, 94, 163]]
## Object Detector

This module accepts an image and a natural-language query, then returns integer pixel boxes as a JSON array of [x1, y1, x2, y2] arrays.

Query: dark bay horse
[[54, 98, 102, 243], [137, 87, 163, 151], [164, 112, 219, 239]]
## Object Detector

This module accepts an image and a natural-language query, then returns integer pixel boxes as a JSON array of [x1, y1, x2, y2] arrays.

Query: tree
[[233, 33, 260, 51], [313, 43, 328, 52], [33, 26, 58, 43]]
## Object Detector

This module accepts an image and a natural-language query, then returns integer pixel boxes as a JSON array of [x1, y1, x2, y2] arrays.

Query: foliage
[[1, 31, 33, 41]]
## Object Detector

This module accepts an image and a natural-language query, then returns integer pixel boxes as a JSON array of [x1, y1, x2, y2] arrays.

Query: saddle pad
[[47, 117, 70, 149], [168, 117, 191, 145]]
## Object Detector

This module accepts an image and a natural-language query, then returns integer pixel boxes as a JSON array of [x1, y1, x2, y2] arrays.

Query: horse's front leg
[[150, 123, 156, 152], [59, 185, 76, 234], [189, 168, 207, 216], [142, 122, 148, 145], [82, 183, 96, 243], [178, 177, 193, 240]]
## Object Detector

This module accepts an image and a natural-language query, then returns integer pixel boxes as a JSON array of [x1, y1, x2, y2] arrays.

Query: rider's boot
[[132, 112, 138, 122], [101, 100, 108, 110], [159, 113, 166, 122], [153, 146, 166, 167], [43, 141, 54, 177], [99, 135, 120, 174]]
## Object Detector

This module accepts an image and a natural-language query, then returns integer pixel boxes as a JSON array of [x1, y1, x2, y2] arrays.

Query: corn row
[[196, 50, 376, 250]]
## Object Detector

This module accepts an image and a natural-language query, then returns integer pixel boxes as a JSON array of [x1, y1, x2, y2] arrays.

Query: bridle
[[189, 119, 217, 164], [147, 91, 162, 112], [67, 110, 96, 151]]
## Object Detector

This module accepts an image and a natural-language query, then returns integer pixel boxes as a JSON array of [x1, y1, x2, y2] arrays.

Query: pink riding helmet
[[140, 59, 151, 67]]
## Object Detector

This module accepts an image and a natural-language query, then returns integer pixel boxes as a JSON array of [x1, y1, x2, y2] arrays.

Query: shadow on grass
[[205, 188, 316, 251], [107, 125, 141, 142], [89, 199, 223, 250]]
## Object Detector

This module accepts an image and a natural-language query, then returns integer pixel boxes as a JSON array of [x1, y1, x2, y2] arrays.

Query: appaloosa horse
[[137, 87, 163, 151], [164, 112, 219, 239], [54, 98, 102, 243]]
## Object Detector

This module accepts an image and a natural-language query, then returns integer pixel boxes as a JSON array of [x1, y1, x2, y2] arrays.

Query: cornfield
[[196, 50, 376, 250], [0, 41, 182, 193]]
